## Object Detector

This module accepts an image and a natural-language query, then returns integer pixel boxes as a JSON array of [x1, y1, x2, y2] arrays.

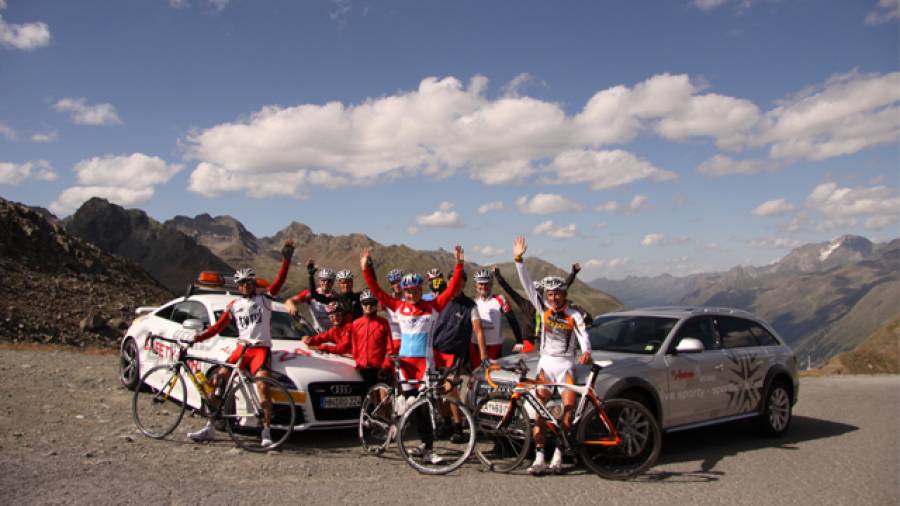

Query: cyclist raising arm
[[187, 240, 295, 448], [513, 235, 592, 475]]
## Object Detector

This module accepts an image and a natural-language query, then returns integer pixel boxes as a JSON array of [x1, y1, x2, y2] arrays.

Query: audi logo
[[330, 384, 353, 395]]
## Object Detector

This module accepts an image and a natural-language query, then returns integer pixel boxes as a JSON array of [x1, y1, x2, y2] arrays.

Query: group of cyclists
[[183, 236, 594, 475]]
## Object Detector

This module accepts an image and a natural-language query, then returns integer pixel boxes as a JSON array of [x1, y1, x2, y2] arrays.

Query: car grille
[[308, 381, 366, 421]]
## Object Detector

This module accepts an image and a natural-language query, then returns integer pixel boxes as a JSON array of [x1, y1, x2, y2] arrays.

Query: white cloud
[[0, 122, 15, 140], [472, 245, 506, 258], [189, 162, 312, 199], [584, 257, 630, 271], [696, 154, 773, 177], [692, 0, 728, 11], [0, 160, 56, 185], [747, 237, 803, 249], [627, 194, 651, 212], [49, 153, 181, 215], [209, 0, 230, 11], [416, 201, 464, 228], [761, 71, 900, 161], [807, 181, 900, 218], [864, 214, 898, 230], [641, 233, 665, 247], [516, 193, 583, 214], [752, 198, 795, 217], [53, 98, 122, 126], [407, 225, 419, 235], [544, 149, 676, 190], [865, 0, 900, 24], [30, 131, 57, 143], [330, 0, 352, 21], [0, 2, 51, 51], [596, 201, 619, 212], [477, 200, 504, 214], [533, 220, 578, 239], [181, 71, 900, 199]]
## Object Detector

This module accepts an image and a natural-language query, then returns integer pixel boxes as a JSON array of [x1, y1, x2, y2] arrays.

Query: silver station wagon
[[472, 306, 799, 437]]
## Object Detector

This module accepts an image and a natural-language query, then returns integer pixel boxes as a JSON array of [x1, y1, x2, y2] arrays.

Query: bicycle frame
[[484, 363, 622, 450]]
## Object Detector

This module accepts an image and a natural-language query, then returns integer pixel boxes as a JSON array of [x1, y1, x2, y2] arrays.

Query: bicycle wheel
[[474, 392, 532, 473], [575, 399, 661, 480], [132, 364, 187, 439], [222, 375, 295, 452], [397, 396, 476, 475], [359, 383, 395, 454]]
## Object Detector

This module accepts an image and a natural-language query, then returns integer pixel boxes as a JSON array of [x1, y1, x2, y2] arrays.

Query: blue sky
[[1, 0, 898, 279]]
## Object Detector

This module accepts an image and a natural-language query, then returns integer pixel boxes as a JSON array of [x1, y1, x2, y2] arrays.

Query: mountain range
[[590, 235, 900, 365]]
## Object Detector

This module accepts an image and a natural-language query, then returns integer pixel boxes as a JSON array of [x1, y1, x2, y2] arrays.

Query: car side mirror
[[182, 319, 204, 331], [674, 337, 704, 354]]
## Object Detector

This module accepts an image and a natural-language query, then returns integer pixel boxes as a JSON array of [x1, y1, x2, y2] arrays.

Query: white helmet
[[234, 268, 256, 284], [318, 268, 336, 281], [473, 269, 492, 283], [359, 289, 377, 304], [336, 269, 354, 280], [426, 268, 443, 280], [541, 276, 567, 292]]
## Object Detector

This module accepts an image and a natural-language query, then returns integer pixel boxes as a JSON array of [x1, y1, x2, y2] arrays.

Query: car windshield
[[213, 310, 314, 341], [588, 315, 678, 355]]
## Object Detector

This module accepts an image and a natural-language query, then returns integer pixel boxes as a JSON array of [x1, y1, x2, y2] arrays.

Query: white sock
[[551, 447, 563, 465], [533, 449, 546, 465]]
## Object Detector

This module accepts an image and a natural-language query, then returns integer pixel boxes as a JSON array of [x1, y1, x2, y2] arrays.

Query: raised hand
[[281, 240, 295, 261], [490, 265, 498, 274], [513, 236, 527, 259], [454, 244, 464, 264], [360, 247, 372, 270], [572, 262, 581, 274], [306, 258, 316, 275]]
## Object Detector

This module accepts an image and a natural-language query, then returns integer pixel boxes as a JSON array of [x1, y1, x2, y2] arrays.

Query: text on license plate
[[480, 400, 509, 417], [321, 396, 362, 409]]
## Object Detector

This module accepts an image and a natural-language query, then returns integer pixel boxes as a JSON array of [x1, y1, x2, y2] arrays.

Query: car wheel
[[753, 380, 792, 437], [120, 338, 140, 391]]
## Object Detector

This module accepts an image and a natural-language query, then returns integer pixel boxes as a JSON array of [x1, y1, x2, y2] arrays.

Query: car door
[[716, 316, 770, 416], [663, 316, 730, 426], [143, 300, 212, 405]]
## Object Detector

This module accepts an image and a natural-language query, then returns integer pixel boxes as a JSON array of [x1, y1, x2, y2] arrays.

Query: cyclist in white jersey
[[188, 240, 295, 447], [512, 236, 592, 475], [470, 269, 522, 369], [285, 263, 337, 332]]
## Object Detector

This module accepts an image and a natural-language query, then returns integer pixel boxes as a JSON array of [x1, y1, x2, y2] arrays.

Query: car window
[[271, 311, 315, 341], [671, 316, 720, 351], [748, 322, 780, 346], [589, 316, 678, 354], [154, 304, 175, 321], [212, 310, 239, 338], [171, 301, 210, 326], [715, 316, 758, 349]]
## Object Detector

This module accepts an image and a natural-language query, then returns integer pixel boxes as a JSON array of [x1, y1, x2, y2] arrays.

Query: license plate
[[480, 400, 509, 417], [321, 396, 362, 409]]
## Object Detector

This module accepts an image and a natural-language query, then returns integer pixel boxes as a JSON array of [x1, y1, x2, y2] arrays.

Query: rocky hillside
[[166, 215, 622, 317], [813, 314, 900, 375], [0, 197, 172, 348], [64, 198, 234, 293]]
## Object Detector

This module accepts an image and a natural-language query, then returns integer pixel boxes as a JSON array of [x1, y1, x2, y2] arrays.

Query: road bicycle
[[475, 360, 661, 479], [358, 355, 475, 474], [132, 334, 296, 452]]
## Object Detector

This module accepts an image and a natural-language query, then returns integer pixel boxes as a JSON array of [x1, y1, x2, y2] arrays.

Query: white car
[[119, 285, 366, 432]]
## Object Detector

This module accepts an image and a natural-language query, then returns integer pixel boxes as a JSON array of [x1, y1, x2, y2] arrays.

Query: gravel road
[[1, 345, 897, 506]]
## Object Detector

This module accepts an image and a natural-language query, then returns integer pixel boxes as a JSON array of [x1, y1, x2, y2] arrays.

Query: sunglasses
[[361, 300, 377, 306]]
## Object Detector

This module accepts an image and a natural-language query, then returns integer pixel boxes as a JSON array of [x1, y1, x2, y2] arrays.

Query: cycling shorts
[[469, 343, 502, 369], [535, 355, 574, 394], [398, 357, 427, 384], [432, 350, 459, 370], [227, 345, 271, 375]]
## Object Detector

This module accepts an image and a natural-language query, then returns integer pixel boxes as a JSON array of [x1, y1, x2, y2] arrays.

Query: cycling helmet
[[234, 268, 256, 284], [326, 300, 349, 314], [336, 269, 354, 281], [473, 269, 492, 283], [318, 268, 336, 281], [386, 269, 403, 284], [533, 280, 543, 290], [426, 268, 443, 280], [541, 276, 567, 292], [359, 289, 377, 304], [400, 273, 424, 289]]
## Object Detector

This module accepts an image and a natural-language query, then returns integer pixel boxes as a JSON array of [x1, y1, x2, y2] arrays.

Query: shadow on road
[[638, 415, 859, 483]]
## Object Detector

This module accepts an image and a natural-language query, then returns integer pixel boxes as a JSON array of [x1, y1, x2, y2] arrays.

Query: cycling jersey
[[307, 320, 353, 350], [472, 294, 513, 346], [363, 262, 463, 371], [196, 257, 290, 348], [515, 262, 590, 359], [292, 287, 337, 333]]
